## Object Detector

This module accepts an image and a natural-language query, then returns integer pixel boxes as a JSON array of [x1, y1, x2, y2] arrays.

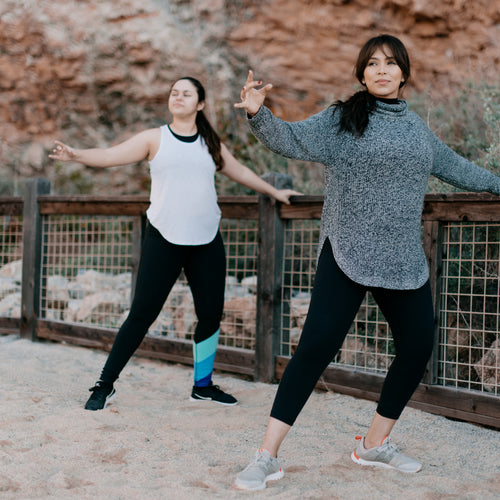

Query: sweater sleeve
[[247, 105, 334, 163], [429, 129, 500, 195]]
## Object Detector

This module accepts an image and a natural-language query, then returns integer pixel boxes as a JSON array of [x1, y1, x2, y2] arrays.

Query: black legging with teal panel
[[99, 223, 226, 387]]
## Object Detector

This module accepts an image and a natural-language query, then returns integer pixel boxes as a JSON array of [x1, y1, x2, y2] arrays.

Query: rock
[[221, 295, 256, 349], [0, 292, 21, 317], [45, 275, 71, 312], [75, 291, 128, 325], [241, 275, 257, 294], [172, 292, 197, 339], [474, 338, 500, 391], [290, 292, 311, 331], [0, 0, 498, 194], [0, 277, 20, 301], [0, 260, 22, 280]]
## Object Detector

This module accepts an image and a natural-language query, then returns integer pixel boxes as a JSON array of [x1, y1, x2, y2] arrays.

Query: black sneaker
[[190, 382, 237, 406], [84, 381, 116, 411]]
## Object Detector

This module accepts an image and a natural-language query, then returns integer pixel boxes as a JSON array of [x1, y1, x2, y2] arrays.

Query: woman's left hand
[[49, 141, 76, 162], [274, 188, 303, 205]]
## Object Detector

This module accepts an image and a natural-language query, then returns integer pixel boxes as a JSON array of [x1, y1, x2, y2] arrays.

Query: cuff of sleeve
[[247, 105, 270, 126]]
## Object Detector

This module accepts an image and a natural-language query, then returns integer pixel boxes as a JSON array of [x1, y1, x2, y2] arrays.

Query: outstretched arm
[[429, 129, 500, 195], [234, 70, 332, 164], [219, 143, 302, 204], [48, 128, 160, 168]]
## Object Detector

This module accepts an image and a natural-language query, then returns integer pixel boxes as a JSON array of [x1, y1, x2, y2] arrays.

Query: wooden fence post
[[422, 219, 444, 384], [21, 178, 51, 340], [255, 173, 293, 382]]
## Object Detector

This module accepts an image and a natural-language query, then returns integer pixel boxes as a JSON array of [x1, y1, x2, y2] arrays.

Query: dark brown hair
[[333, 34, 411, 137], [170, 77, 224, 171]]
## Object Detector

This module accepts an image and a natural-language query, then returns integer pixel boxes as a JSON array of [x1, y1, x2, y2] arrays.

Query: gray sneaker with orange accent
[[235, 448, 284, 490], [351, 435, 422, 473]]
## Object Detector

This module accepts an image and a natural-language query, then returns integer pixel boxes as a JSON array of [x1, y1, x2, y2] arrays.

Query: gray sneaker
[[235, 448, 284, 490], [351, 435, 422, 473]]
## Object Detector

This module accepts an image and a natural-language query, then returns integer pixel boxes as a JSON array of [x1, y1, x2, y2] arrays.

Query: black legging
[[100, 224, 226, 384], [271, 238, 435, 425]]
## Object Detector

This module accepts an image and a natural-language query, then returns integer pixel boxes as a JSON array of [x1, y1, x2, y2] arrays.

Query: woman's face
[[362, 46, 404, 99], [168, 79, 204, 117]]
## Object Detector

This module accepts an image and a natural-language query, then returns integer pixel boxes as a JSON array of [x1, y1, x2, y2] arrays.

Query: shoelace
[[243, 452, 271, 472], [379, 438, 400, 458], [256, 451, 276, 468]]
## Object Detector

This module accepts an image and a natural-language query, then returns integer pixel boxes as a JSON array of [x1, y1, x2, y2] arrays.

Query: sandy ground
[[0, 333, 499, 500]]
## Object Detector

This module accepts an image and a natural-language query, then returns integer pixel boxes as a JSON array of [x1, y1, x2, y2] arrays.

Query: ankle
[[363, 435, 387, 450], [259, 446, 277, 458]]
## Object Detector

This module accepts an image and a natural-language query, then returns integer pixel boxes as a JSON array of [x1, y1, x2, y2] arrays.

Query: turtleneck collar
[[376, 96, 399, 105], [374, 99, 408, 117]]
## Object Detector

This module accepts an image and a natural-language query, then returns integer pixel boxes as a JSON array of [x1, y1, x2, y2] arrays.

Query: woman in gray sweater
[[233, 34, 500, 490]]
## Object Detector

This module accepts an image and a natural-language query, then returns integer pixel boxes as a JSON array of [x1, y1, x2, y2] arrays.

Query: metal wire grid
[[439, 222, 500, 394], [219, 218, 258, 349], [34, 212, 500, 393], [155, 219, 258, 348], [40, 215, 134, 328], [281, 219, 394, 374], [39, 214, 259, 347], [0, 215, 23, 316]]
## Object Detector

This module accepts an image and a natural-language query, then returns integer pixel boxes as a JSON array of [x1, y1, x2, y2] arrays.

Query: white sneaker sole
[[351, 451, 421, 473], [103, 389, 117, 409], [234, 469, 284, 491], [189, 395, 237, 406]]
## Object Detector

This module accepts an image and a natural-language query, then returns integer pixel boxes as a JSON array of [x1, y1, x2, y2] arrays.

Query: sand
[[0, 333, 499, 499]]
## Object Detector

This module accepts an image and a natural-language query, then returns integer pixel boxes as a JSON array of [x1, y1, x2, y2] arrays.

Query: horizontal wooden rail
[[276, 356, 500, 429], [280, 195, 324, 219], [38, 195, 150, 216], [8, 192, 500, 222], [36, 195, 259, 219], [0, 197, 23, 215], [36, 319, 254, 377], [422, 192, 500, 222], [0, 317, 21, 335], [280, 193, 500, 223]]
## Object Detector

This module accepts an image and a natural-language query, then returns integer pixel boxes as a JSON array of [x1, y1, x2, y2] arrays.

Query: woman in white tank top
[[50, 77, 300, 411]]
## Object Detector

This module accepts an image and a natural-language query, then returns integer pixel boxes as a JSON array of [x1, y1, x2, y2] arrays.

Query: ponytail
[[332, 91, 376, 137], [196, 111, 224, 171]]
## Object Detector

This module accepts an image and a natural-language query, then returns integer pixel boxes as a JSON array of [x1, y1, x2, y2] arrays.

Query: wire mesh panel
[[439, 222, 500, 395], [41, 213, 259, 348], [220, 218, 258, 349], [0, 215, 23, 317], [40, 215, 134, 328], [147, 218, 259, 349], [281, 219, 394, 374]]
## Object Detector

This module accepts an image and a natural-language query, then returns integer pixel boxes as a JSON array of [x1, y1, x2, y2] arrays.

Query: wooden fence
[[0, 177, 499, 429]]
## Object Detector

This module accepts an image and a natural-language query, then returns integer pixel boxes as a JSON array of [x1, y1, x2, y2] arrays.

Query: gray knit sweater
[[249, 100, 500, 289]]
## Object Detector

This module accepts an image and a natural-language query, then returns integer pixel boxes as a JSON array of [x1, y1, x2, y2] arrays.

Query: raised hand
[[48, 140, 76, 162], [234, 70, 273, 116]]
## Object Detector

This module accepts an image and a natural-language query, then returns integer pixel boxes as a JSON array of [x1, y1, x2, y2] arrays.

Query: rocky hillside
[[1, 0, 499, 194]]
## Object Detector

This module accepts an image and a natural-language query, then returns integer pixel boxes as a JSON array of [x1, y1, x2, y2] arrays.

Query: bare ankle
[[363, 435, 386, 449]]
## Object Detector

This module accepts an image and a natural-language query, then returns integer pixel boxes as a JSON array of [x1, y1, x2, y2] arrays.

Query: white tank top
[[146, 125, 221, 245]]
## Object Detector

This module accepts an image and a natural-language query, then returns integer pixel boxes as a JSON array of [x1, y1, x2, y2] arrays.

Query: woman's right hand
[[48, 141, 76, 162], [234, 70, 273, 117]]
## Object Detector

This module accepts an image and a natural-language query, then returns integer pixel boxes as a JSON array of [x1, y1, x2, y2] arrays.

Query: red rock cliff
[[1, 0, 499, 193]]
